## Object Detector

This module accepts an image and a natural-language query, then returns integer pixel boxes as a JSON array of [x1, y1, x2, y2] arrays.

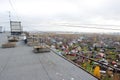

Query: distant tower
[[3, 27, 5, 33], [0, 26, 2, 33]]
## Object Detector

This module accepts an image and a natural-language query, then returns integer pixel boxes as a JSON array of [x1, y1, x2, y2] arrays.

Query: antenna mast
[[9, 11, 11, 21], [9, 11, 12, 33]]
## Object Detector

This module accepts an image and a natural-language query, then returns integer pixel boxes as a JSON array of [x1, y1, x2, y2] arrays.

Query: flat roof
[[0, 33, 98, 80]]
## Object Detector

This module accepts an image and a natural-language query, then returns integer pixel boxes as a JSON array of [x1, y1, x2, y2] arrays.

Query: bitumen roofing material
[[0, 33, 98, 80]]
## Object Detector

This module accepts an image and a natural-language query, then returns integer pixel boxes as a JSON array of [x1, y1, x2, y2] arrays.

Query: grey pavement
[[0, 33, 98, 80]]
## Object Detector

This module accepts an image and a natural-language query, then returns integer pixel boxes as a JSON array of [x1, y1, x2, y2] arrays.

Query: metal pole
[[9, 11, 12, 34]]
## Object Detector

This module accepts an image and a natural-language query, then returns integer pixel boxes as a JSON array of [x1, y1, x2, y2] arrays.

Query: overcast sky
[[0, 0, 120, 32]]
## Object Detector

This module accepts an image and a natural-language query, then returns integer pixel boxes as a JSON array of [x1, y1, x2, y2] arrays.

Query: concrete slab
[[0, 33, 98, 80]]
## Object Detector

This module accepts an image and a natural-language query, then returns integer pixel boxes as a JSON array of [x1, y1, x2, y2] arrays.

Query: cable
[[0, 21, 9, 23], [58, 24, 120, 31], [8, 0, 19, 21], [62, 23, 120, 28]]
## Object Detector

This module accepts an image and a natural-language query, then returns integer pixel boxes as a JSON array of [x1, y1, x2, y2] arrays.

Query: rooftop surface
[[0, 33, 98, 80]]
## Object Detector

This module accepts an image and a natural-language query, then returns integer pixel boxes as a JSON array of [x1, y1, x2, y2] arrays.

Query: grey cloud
[[1, 0, 120, 32]]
